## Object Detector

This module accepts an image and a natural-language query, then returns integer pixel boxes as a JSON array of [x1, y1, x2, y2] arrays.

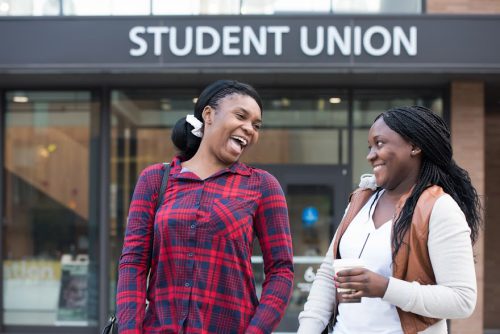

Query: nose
[[366, 147, 376, 162], [242, 121, 254, 136]]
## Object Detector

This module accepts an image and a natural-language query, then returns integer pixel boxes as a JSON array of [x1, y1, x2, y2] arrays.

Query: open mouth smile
[[231, 135, 248, 149]]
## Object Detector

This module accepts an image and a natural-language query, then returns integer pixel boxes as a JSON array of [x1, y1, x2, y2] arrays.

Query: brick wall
[[484, 88, 500, 329], [427, 0, 500, 13], [450, 81, 485, 334]]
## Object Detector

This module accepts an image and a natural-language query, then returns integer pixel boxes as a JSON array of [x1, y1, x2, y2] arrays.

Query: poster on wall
[[55, 254, 89, 326]]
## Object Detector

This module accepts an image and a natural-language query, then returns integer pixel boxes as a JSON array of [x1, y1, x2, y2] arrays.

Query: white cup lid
[[333, 258, 364, 267]]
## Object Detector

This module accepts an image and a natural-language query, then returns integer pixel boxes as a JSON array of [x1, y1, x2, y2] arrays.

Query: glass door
[[252, 164, 350, 333], [2, 91, 99, 329]]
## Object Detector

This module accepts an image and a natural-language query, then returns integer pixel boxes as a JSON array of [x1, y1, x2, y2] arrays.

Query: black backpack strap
[[113, 164, 170, 333], [155, 162, 171, 213], [147, 163, 170, 270], [101, 315, 117, 334]]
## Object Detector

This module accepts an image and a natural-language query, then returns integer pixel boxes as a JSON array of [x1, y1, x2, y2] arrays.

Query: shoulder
[[348, 174, 378, 204], [429, 193, 470, 235], [429, 193, 470, 244], [412, 185, 447, 218], [135, 163, 169, 190], [246, 165, 284, 194], [139, 163, 165, 178], [431, 193, 465, 220], [358, 174, 378, 190], [419, 185, 446, 202]]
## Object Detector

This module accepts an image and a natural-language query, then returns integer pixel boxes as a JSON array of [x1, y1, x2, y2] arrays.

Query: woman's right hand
[[334, 267, 389, 301]]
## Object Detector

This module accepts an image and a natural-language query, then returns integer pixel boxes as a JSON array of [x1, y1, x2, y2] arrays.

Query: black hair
[[375, 106, 482, 257], [171, 80, 263, 160]]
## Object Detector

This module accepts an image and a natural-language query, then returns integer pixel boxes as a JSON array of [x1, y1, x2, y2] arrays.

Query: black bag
[[102, 163, 171, 334], [101, 315, 117, 334], [321, 321, 333, 334]]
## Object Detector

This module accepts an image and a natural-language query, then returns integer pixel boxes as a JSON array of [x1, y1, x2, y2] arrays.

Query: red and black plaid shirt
[[117, 157, 294, 334]]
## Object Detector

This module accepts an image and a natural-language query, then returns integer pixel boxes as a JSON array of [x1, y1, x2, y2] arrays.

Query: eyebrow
[[237, 107, 262, 123], [367, 135, 383, 144]]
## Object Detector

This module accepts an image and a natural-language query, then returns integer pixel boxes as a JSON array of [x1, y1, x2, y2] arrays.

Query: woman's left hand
[[334, 268, 389, 301]]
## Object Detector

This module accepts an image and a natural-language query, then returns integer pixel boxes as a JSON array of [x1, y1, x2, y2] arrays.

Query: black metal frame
[[98, 87, 111, 330], [0, 89, 5, 333]]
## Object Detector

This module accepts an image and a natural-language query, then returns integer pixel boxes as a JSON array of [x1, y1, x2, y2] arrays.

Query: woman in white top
[[297, 105, 481, 334]]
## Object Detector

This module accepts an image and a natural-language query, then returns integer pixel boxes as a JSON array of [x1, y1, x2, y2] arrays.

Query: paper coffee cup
[[333, 258, 364, 294]]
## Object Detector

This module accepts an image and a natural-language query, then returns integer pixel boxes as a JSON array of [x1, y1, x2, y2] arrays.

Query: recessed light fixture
[[13, 96, 29, 103], [0, 2, 9, 13], [329, 97, 342, 104], [192, 97, 198, 103], [47, 144, 57, 153]]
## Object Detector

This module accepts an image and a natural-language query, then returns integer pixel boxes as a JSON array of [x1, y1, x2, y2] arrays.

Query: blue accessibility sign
[[302, 206, 319, 227]]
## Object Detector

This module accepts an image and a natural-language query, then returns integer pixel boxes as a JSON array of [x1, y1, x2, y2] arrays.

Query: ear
[[410, 145, 422, 157], [202, 106, 214, 125]]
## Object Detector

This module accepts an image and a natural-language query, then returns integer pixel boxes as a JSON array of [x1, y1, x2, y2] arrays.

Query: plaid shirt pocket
[[209, 198, 255, 242]]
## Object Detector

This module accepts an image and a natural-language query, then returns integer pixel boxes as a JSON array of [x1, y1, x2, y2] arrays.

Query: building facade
[[0, 0, 499, 333]]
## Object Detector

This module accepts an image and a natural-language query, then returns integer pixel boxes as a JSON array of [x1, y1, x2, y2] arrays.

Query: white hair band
[[186, 114, 203, 138]]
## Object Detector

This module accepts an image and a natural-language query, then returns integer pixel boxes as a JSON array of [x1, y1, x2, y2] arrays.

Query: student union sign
[[0, 15, 499, 71], [128, 25, 417, 57]]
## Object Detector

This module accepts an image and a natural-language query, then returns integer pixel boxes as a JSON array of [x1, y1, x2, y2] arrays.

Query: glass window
[[351, 90, 443, 189], [153, 0, 240, 15], [242, 93, 348, 164], [0, 0, 60, 16], [0, 0, 423, 16], [63, 0, 150, 16], [333, 0, 422, 14], [3, 91, 99, 326], [241, 0, 330, 14]]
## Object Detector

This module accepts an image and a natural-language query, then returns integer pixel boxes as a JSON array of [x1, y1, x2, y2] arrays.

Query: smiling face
[[367, 117, 422, 193], [201, 93, 262, 166]]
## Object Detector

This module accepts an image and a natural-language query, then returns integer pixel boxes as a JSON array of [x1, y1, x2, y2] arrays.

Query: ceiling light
[[192, 97, 198, 103], [13, 96, 29, 103], [0, 2, 9, 13], [47, 144, 57, 153], [329, 97, 342, 104]]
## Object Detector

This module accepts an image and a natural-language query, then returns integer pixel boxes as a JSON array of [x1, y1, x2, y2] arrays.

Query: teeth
[[231, 136, 248, 146]]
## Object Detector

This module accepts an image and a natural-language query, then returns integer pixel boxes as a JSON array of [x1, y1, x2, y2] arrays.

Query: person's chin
[[219, 151, 241, 166], [375, 177, 387, 189]]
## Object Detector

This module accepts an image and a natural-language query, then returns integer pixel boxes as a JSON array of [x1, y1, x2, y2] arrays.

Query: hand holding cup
[[334, 260, 389, 302], [333, 259, 364, 303]]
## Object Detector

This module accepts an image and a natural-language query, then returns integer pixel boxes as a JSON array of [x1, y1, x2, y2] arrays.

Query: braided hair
[[375, 106, 482, 257], [171, 80, 263, 160]]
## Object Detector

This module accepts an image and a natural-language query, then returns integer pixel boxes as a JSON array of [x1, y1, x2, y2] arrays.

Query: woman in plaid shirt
[[116, 80, 294, 334]]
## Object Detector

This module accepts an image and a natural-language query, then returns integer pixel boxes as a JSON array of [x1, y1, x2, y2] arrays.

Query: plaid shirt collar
[[170, 156, 251, 178]]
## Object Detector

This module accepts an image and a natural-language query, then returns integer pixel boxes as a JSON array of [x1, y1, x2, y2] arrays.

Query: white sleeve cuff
[[297, 318, 327, 334], [382, 276, 414, 310]]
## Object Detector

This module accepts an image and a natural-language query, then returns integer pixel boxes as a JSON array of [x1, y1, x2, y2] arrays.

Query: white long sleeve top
[[297, 193, 477, 334]]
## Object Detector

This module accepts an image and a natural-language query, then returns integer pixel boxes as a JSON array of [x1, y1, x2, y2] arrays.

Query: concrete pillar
[[484, 88, 500, 331]]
